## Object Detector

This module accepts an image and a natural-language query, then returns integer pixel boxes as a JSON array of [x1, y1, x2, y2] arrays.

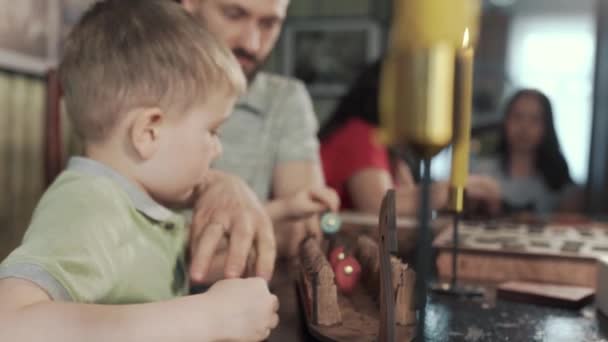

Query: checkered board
[[433, 221, 608, 260]]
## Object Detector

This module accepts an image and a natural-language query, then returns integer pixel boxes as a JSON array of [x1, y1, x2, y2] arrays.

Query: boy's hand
[[206, 278, 279, 341], [190, 170, 276, 284]]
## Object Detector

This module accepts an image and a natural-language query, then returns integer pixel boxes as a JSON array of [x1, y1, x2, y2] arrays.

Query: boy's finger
[[189, 222, 225, 283], [269, 313, 279, 329], [272, 295, 280, 312]]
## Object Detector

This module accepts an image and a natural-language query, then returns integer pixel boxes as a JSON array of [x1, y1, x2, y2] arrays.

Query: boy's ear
[[130, 108, 165, 160]]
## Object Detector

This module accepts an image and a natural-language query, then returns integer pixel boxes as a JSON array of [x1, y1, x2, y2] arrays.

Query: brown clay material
[[296, 281, 415, 342], [394, 263, 416, 326], [295, 203, 417, 341], [299, 238, 342, 326], [355, 235, 381, 299], [354, 235, 417, 327]]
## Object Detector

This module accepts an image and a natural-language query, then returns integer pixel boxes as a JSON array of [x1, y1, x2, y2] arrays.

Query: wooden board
[[497, 281, 594, 309], [339, 211, 450, 259], [296, 279, 415, 342], [296, 202, 417, 342], [434, 221, 608, 287]]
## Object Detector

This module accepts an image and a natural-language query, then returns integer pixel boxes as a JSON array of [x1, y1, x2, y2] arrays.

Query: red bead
[[329, 246, 346, 269], [334, 256, 362, 295]]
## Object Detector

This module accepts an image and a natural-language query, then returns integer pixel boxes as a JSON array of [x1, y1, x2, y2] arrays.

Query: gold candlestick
[[378, 1, 482, 338], [378, 0, 473, 159]]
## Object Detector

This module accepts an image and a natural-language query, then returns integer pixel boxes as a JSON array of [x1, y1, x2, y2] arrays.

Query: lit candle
[[448, 28, 475, 213]]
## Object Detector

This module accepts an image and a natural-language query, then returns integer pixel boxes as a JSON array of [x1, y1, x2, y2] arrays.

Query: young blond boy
[[0, 0, 279, 341]]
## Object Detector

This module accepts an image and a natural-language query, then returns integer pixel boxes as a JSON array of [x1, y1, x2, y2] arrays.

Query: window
[[506, 13, 596, 184]]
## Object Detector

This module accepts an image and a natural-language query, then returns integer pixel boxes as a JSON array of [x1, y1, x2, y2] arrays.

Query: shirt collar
[[67, 157, 175, 222], [236, 73, 267, 116]]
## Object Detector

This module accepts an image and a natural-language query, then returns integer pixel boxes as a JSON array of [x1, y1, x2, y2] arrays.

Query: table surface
[[267, 216, 608, 342], [268, 260, 608, 342]]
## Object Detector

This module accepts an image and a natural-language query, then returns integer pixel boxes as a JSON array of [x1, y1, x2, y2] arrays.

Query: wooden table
[[265, 216, 608, 341], [267, 215, 426, 342], [268, 259, 309, 341], [267, 260, 608, 342]]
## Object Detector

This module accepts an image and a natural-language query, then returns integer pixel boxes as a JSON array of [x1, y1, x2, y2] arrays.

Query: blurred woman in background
[[468, 89, 581, 216], [319, 61, 447, 215]]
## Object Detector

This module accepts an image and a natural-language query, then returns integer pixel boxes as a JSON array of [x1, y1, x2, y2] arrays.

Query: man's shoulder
[[237, 72, 314, 121], [251, 72, 308, 97]]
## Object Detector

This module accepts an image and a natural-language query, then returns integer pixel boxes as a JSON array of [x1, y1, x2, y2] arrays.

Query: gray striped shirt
[[213, 72, 320, 200]]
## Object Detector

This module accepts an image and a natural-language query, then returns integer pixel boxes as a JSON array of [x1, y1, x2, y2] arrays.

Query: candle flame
[[463, 28, 470, 48]]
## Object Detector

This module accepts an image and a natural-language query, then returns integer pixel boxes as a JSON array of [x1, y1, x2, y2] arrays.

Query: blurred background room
[[1, 0, 608, 257]]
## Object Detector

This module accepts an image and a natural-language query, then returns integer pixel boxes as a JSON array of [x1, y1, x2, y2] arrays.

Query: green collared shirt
[[0, 157, 189, 303], [213, 72, 320, 200]]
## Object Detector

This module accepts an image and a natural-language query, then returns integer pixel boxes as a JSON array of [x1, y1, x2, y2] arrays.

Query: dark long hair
[[497, 89, 572, 190], [318, 61, 422, 180], [318, 61, 382, 141]]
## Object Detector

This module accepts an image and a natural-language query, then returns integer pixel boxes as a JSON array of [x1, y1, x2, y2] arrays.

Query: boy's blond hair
[[59, 0, 246, 142]]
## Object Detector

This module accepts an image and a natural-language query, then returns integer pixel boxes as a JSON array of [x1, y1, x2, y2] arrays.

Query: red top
[[320, 118, 391, 210]]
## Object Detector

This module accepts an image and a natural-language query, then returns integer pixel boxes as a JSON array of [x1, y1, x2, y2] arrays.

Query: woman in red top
[[320, 61, 447, 215]]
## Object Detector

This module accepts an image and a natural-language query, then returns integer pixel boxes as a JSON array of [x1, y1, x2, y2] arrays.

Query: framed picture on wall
[[0, 0, 61, 75], [282, 19, 382, 97]]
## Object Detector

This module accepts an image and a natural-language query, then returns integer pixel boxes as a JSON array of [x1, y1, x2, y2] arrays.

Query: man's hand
[[284, 187, 340, 218], [271, 160, 331, 258], [189, 170, 276, 284], [268, 186, 339, 258], [266, 187, 339, 222], [196, 237, 259, 285], [275, 218, 309, 258]]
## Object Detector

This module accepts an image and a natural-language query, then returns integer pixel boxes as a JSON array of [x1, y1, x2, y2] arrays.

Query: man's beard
[[233, 48, 267, 83]]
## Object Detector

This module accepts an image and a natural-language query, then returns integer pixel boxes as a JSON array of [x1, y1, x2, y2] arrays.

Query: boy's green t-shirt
[[0, 157, 189, 303]]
